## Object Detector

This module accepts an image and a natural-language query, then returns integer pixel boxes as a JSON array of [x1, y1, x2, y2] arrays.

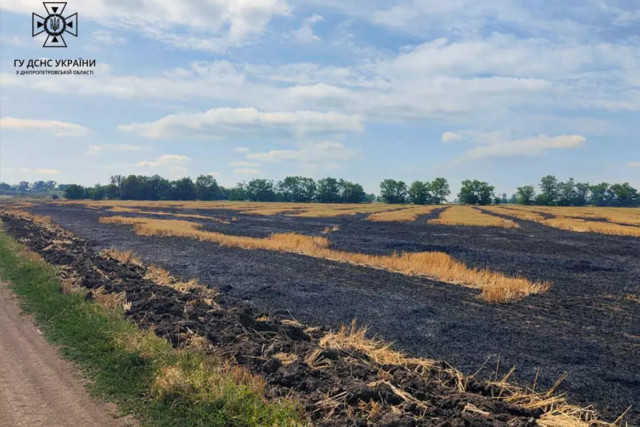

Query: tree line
[[60, 175, 376, 204], [1, 174, 638, 207], [512, 175, 639, 207]]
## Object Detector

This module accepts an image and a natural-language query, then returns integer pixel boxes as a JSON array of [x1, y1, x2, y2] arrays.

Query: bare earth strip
[[0, 281, 130, 427]]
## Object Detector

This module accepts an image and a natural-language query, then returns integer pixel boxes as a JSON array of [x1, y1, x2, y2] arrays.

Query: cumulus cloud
[[119, 108, 363, 139], [1, 0, 289, 47], [136, 154, 191, 177], [441, 132, 462, 143], [234, 168, 263, 175], [16, 168, 61, 175], [90, 30, 126, 45], [86, 144, 143, 155], [230, 161, 260, 167], [0, 117, 90, 136], [293, 14, 323, 43], [457, 135, 586, 162], [246, 141, 358, 169]]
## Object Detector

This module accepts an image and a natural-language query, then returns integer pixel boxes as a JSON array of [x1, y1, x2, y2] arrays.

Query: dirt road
[[0, 281, 130, 427]]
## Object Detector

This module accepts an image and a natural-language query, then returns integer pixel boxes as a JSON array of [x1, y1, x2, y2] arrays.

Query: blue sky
[[0, 0, 639, 196]]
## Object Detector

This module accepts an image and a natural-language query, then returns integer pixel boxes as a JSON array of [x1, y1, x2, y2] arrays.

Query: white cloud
[[628, 162, 640, 168], [86, 144, 143, 155], [90, 30, 126, 45], [0, 117, 90, 136], [246, 141, 358, 169], [17, 168, 61, 175], [441, 132, 462, 143], [136, 154, 191, 177], [119, 108, 363, 139], [234, 168, 263, 175], [231, 161, 260, 167], [1, 0, 290, 47], [234, 147, 251, 153], [457, 134, 586, 162], [293, 14, 323, 43]]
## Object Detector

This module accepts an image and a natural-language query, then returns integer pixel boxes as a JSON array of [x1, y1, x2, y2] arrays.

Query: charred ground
[[26, 203, 640, 423]]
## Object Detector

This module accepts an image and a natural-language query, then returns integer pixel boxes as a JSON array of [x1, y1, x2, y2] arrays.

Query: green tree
[[589, 183, 611, 206], [64, 184, 87, 200], [458, 180, 495, 205], [430, 178, 450, 204], [338, 180, 366, 203], [380, 179, 407, 204], [317, 178, 341, 203], [408, 181, 430, 204], [88, 185, 107, 200], [538, 175, 559, 205], [277, 176, 317, 202], [608, 183, 639, 207], [574, 183, 590, 206], [195, 175, 222, 201], [516, 185, 536, 205], [17, 181, 30, 193], [557, 178, 577, 206], [171, 178, 197, 200], [228, 183, 247, 201], [246, 179, 276, 202]]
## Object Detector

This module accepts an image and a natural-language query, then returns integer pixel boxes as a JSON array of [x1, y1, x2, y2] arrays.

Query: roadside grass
[[366, 205, 440, 222], [99, 216, 549, 303], [0, 228, 302, 426], [429, 206, 519, 229]]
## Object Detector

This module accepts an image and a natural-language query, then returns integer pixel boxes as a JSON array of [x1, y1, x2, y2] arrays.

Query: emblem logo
[[32, 2, 78, 48]]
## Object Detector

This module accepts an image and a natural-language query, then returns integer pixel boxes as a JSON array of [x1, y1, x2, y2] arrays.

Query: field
[[1, 200, 639, 425]]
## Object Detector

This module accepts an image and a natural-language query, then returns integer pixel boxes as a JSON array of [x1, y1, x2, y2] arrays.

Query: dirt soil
[[0, 280, 131, 427], [24, 204, 640, 424]]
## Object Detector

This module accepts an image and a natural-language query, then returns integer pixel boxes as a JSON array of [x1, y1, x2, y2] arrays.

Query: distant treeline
[[1, 174, 638, 207], [60, 175, 376, 204]]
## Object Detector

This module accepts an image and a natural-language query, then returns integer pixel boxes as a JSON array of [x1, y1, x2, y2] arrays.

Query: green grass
[[0, 227, 302, 426]]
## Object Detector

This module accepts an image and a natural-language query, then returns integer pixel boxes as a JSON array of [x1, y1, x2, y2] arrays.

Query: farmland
[[1, 200, 639, 425]]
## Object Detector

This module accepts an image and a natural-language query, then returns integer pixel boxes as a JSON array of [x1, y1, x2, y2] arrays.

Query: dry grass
[[292, 204, 399, 218], [1, 208, 52, 225], [429, 206, 519, 228], [143, 264, 219, 302], [100, 248, 143, 266], [319, 321, 439, 372], [520, 206, 640, 227], [107, 206, 231, 223], [59, 266, 84, 294], [61, 200, 398, 218], [486, 369, 609, 427], [99, 216, 549, 302], [541, 217, 640, 237], [322, 225, 341, 234], [100, 248, 218, 302], [317, 322, 610, 426], [367, 206, 440, 222], [92, 286, 132, 312], [482, 206, 548, 222], [482, 206, 640, 237]]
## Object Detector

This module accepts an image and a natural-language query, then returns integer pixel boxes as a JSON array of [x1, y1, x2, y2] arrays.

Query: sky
[[0, 0, 639, 196]]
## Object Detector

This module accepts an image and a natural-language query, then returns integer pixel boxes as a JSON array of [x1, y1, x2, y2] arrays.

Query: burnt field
[[11, 202, 640, 424]]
